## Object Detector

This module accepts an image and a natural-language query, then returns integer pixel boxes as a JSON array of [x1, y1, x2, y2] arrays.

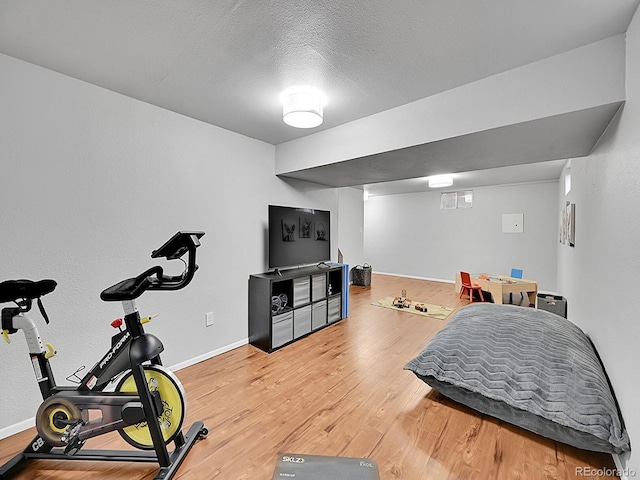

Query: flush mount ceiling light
[[428, 174, 454, 188], [282, 89, 324, 128]]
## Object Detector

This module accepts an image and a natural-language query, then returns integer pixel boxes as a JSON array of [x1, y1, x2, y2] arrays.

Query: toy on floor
[[392, 289, 411, 309], [414, 303, 428, 312]]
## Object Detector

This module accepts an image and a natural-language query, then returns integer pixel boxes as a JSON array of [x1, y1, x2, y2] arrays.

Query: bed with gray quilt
[[405, 303, 630, 454]]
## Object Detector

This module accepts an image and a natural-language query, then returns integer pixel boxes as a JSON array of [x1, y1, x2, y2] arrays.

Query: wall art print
[[299, 216, 313, 238], [281, 219, 296, 242], [566, 202, 575, 247], [559, 202, 575, 247], [315, 222, 327, 241]]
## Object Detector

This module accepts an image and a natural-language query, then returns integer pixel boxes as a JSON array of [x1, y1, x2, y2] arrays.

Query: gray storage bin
[[293, 277, 310, 306], [328, 295, 342, 323], [294, 305, 312, 338], [272, 312, 293, 348], [312, 300, 327, 330], [537, 294, 567, 318], [311, 274, 327, 301]]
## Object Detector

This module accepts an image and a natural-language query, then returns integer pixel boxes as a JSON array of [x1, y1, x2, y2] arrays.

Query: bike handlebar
[[100, 231, 204, 302]]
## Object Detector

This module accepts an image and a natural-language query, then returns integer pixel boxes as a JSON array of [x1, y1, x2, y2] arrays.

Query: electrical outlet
[[205, 311, 214, 327]]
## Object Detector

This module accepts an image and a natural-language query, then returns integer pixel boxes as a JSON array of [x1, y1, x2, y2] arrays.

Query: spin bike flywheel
[[115, 364, 187, 450]]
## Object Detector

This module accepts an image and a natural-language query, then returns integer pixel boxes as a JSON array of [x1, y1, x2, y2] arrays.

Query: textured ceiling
[[1, 1, 638, 192], [1, 0, 638, 145]]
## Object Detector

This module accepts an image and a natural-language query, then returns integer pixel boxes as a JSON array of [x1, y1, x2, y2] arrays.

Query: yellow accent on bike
[[116, 365, 185, 449], [2, 330, 9, 344], [140, 314, 158, 324], [45, 343, 57, 359], [48, 406, 73, 434]]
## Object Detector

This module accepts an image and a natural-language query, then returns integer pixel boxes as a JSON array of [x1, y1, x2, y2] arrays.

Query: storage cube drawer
[[311, 274, 327, 301], [272, 311, 293, 348], [311, 300, 327, 330], [294, 305, 312, 338], [328, 295, 342, 323], [293, 277, 310, 307], [537, 294, 567, 318]]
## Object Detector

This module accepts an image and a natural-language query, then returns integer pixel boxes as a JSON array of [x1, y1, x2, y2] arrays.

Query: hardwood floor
[[0, 274, 619, 479]]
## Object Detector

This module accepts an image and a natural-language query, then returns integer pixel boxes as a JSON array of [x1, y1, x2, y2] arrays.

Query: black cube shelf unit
[[249, 264, 347, 353]]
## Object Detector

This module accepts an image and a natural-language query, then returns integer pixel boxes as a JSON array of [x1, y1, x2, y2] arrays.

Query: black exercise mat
[[272, 453, 380, 479]]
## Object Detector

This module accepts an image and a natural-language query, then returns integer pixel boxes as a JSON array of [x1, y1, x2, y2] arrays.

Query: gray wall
[[557, 6, 640, 474], [0, 53, 363, 436], [364, 181, 559, 292]]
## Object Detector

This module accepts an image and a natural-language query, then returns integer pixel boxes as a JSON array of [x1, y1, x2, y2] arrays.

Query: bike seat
[[0, 279, 57, 303]]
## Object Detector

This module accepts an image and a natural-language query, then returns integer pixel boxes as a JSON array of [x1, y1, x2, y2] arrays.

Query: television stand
[[249, 264, 348, 353]]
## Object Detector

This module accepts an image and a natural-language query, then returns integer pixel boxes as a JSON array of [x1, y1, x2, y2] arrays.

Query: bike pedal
[[63, 437, 85, 456], [59, 420, 85, 445]]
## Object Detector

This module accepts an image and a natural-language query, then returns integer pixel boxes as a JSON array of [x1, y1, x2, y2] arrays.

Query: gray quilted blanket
[[405, 303, 630, 454]]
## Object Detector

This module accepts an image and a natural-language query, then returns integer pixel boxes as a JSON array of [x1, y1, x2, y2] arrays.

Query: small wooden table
[[455, 273, 537, 305]]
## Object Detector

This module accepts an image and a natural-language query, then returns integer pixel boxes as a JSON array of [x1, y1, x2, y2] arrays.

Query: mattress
[[405, 303, 630, 454]]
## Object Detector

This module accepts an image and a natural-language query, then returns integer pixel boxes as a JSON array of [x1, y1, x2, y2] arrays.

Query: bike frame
[[1, 305, 58, 401], [5, 299, 163, 400], [1, 297, 183, 469], [77, 300, 163, 393], [0, 231, 207, 480]]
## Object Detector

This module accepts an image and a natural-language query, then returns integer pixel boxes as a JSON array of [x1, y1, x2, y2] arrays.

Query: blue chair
[[510, 268, 524, 303]]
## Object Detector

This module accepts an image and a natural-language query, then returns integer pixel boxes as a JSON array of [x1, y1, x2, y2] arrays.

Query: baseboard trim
[[169, 338, 248, 372], [0, 338, 249, 441], [372, 271, 558, 297], [612, 453, 635, 480], [373, 271, 454, 284], [0, 418, 35, 441]]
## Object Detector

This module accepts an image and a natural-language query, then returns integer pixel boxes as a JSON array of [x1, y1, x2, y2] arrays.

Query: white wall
[[0, 53, 360, 436], [337, 187, 365, 278], [364, 181, 559, 292], [557, 8, 640, 474]]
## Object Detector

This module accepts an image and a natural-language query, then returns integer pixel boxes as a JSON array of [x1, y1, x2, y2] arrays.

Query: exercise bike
[[0, 231, 207, 480]]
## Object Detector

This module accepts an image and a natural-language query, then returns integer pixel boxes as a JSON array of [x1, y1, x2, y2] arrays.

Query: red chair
[[459, 271, 484, 302]]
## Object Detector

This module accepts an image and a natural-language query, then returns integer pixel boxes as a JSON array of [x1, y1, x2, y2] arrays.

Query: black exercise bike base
[[0, 421, 205, 480]]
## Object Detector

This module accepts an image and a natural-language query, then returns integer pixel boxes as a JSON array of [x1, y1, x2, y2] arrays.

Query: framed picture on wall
[[561, 202, 575, 247], [567, 203, 575, 247], [559, 209, 566, 244], [299, 216, 313, 238]]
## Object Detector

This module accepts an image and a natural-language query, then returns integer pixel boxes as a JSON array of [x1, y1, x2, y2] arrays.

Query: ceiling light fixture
[[428, 174, 454, 188], [282, 89, 324, 128]]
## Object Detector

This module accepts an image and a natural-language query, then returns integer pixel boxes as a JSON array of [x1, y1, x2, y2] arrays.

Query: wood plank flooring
[[0, 274, 619, 479]]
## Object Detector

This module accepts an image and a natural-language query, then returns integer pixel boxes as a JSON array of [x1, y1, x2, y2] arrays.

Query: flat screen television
[[268, 205, 331, 270]]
